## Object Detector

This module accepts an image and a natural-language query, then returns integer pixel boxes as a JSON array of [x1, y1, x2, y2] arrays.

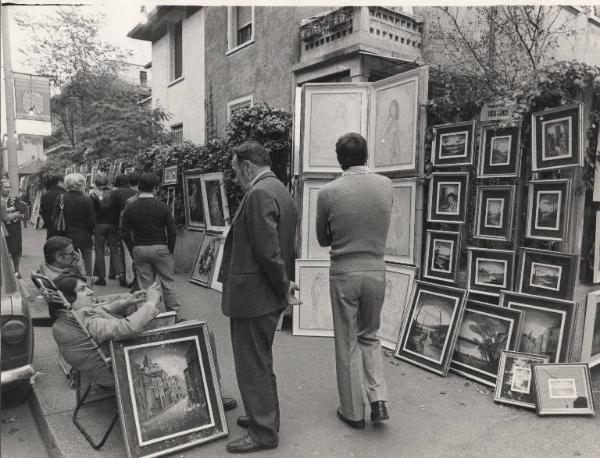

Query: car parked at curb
[[1, 224, 35, 405]]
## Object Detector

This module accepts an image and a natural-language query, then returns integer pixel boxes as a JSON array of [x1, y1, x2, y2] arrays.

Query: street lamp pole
[[1, 5, 19, 191]]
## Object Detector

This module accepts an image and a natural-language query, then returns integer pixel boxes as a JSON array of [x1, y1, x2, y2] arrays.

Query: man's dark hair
[[335, 132, 368, 170], [44, 236, 74, 264], [128, 172, 141, 187], [54, 274, 86, 305], [231, 139, 272, 167], [45, 174, 64, 189], [113, 173, 130, 187], [138, 173, 160, 192]]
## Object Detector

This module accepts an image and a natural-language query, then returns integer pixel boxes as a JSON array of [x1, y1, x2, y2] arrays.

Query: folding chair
[[31, 273, 119, 450]]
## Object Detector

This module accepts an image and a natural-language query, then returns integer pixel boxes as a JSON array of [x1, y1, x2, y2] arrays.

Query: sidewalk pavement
[[18, 227, 600, 457]]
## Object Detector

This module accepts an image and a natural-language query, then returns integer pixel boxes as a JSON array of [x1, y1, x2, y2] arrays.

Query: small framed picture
[[532, 103, 584, 171], [526, 179, 571, 241], [422, 230, 461, 284], [293, 259, 333, 337], [395, 281, 467, 376], [200, 172, 230, 232], [533, 363, 595, 416], [110, 321, 228, 458], [494, 350, 550, 409], [581, 291, 600, 368], [474, 185, 516, 241], [163, 164, 178, 185], [500, 291, 576, 363], [478, 123, 522, 178], [431, 121, 476, 167], [517, 248, 578, 300], [189, 233, 221, 288], [183, 170, 206, 230], [450, 300, 523, 387], [467, 247, 515, 297], [427, 172, 469, 224]]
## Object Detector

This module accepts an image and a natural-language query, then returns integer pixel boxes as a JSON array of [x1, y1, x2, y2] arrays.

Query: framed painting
[[467, 247, 515, 297], [431, 120, 476, 167], [532, 103, 584, 171], [189, 234, 221, 288], [369, 67, 427, 174], [378, 264, 417, 350], [200, 173, 230, 232], [110, 321, 228, 458], [300, 179, 331, 260], [163, 164, 178, 186], [427, 172, 469, 224], [581, 291, 600, 368], [183, 170, 206, 230], [293, 259, 333, 337], [594, 212, 600, 283], [124, 167, 135, 175], [302, 84, 369, 173], [478, 123, 522, 178], [533, 363, 595, 416], [114, 161, 123, 177], [210, 232, 227, 293], [385, 178, 418, 265], [474, 185, 516, 241], [450, 300, 523, 387], [517, 248, 578, 300], [494, 350, 550, 409], [500, 291, 576, 363], [526, 179, 571, 241], [395, 281, 467, 376], [165, 187, 175, 218], [422, 230, 461, 284]]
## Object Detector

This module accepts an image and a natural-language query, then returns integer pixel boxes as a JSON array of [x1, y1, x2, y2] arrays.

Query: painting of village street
[[125, 338, 214, 445], [517, 307, 562, 363]]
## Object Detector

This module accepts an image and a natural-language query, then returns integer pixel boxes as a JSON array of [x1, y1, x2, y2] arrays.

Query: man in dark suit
[[221, 140, 298, 454], [40, 174, 64, 239]]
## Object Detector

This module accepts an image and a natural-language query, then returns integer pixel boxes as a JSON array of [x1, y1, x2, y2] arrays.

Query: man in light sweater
[[316, 132, 392, 429]]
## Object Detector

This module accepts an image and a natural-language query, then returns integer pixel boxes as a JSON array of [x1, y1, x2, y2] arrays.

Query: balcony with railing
[[298, 6, 424, 67]]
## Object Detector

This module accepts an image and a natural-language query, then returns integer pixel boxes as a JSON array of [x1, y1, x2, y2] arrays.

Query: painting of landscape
[[529, 263, 561, 291], [484, 198, 503, 228], [475, 259, 507, 287], [490, 135, 510, 165], [439, 132, 467, 158], [535, 191, 561, 230], [431, 240, 452, 273]]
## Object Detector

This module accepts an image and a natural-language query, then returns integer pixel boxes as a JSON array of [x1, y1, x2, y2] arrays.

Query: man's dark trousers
[[230, 309, 282, 446]]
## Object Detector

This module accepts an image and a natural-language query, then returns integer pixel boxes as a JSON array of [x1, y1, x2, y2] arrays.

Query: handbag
[[54, 194, 67, 232]]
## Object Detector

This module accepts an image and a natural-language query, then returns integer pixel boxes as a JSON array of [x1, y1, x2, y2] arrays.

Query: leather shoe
[[226, 435, 277, 454], [370, 401, 389, 422], [94, 278, 106, 286], [222, 397, 237, 411], [336, 409, 365, 429], [237, 416, 249, 428]]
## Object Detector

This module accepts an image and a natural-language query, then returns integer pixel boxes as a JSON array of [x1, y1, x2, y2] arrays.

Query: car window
[[1, 224, 17, 294]]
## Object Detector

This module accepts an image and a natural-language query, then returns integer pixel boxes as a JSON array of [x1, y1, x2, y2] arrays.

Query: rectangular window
[[227, 6, 254, 54], [171, 123, 183, 144], [171, 20, 183, 81], [227, 95, 254, 123]]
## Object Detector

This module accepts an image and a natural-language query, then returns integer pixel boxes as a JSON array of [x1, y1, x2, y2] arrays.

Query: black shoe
[[94, 278, 107, 286], [336, 409, 365, 429], [237, 416, 249, 428], [226, 435, 277, 454], [118, 274, 127, 287], [108, 274, 116, 280], [370, 401, 389, 422], [222, 397, 237, 411]]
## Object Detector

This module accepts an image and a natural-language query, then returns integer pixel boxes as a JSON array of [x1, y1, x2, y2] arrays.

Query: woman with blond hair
[[51, 173, 95, 275]]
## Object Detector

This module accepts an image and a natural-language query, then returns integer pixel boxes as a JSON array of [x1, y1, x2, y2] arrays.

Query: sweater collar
[[342, 165, 371, 176]]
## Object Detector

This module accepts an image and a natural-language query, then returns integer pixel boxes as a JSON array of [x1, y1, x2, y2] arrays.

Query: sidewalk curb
[[29, 384, 63, 458]]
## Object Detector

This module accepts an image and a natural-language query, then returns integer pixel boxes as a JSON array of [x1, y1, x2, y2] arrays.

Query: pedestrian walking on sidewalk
[[1, 178, 25, 277], [316, 132, 393, 429], [40, 174, 64, 239], [220, 140, 299, 454]]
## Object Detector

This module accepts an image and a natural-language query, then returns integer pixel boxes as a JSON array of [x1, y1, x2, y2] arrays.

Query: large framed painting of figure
[[199, 173, 230, 232], [533, 363, 596, 416], [500, 291, 576, 363], [474, 185, 516, 242], [293, 259, 333, 337], [532, 103, 584, 171], [467, 247, 515, 297], [189, 234, 221, 288], [517, 248, 578, 300], [110, 321, 228, 458], [431, 120, 476, 167], [183, 170, 206, 230], [369, 67, 428, 174], [427, 172, 469, 224], [163, 164, 178, 186], [422, 230, 461, 284], [302, 84, 369, 174], [478, 123, 522, 178], [494, 351, 550, 409], [300, 179, 331, 260], [385, 178, 419, 265], [450, 300, 523, 387], [526, 179, 571, 242], [395, 281, 467, 376], [378, 264, 417, 350], [581, 291, 600, 368]]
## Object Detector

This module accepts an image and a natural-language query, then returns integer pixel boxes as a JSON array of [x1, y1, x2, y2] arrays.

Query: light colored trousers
[[132, 245, 179, 312], [329, 270, 388, 421]]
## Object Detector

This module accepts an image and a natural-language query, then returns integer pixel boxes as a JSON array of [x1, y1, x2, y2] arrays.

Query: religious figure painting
[[385, 178, 417, 264], [200, 173, 230, 232], [293, 260, 334, 337], [183, 171, 206, 230], [189, 234, 220, 288]]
